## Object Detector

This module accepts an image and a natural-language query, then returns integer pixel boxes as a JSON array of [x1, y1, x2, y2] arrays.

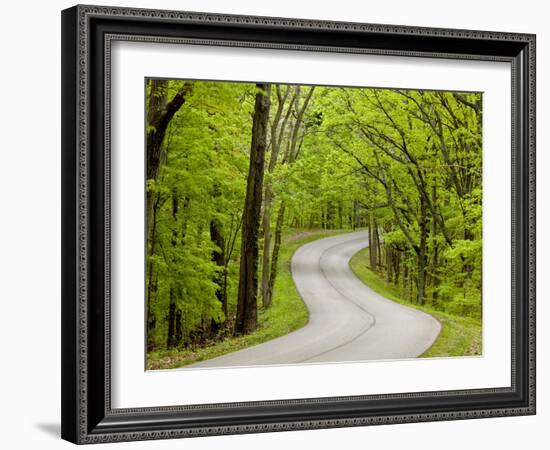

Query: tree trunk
[[261, 189, 273, 308], [146, 80, 168, 350], [166, 192, 179, 349], [166, 297, 177, 349], [369, 213, 379, 270], [265, 202, 285, 308], [368, 216, 374, 268], [394, 251, 401, 285], [376, 225, 382, 269], [223, 214, 242, 319], [264, 83, 313, 315], [260, 86, 295, 308], [386, 245, 393, 282], [416, 196, 428, 305], [430, 184, 440, 303], [235, 84, 271, 335], [146, 194, 161, 351], [210, 219, 227, 325]]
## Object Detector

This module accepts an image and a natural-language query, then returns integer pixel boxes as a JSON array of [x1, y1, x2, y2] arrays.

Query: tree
[[261, 85, 314, 308], [235, 83, 272, 335], [260, 85, 294, 308], [146, 80, 193, 224], [145, 80, 194, 347], [319, 86, 481, 311]]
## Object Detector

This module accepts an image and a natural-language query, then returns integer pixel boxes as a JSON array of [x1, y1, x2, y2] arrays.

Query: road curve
[[190, 231, 440, 368]]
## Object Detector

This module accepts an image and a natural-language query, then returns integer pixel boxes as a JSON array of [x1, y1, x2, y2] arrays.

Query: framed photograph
[[61, 4, 536, 444]]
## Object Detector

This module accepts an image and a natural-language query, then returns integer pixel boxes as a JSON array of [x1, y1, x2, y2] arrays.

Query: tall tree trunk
[[369, 213, 379, 270], [393, 251, 401, 285], [265, 202, 285, 308], [261, 86, 312, 307], [235, 84, 271, 335], [375, 225, 382, 269], [416, 195, 428, 305], [260, 88, 284, 309], [146, 80, 168, 350], [166, 192, 179, 349], [146, 194, 161, 351], [261, 187, 274, 308], [368, 216, 374, 268], [223, 214, 242, 319], [430, 184, 440, 303], [386, 245, 393, 282], [166, 297, 177, 349], [210, 219, 227, 325]]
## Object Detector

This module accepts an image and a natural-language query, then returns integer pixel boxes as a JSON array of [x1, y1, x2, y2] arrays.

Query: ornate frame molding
[[61, 4, 536, 444]]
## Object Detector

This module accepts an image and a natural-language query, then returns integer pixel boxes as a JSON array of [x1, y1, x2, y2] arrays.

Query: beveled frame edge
[[61, 4, 536, 444]]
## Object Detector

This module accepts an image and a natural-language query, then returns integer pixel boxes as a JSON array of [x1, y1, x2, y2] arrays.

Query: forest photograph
[[145, 78, 483, 370]]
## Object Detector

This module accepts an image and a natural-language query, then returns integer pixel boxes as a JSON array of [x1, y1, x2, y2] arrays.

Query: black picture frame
[[61, 4, 536, 444]]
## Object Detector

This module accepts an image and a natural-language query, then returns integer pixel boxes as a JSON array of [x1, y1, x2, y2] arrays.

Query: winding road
[[190, 231, 440, 368]]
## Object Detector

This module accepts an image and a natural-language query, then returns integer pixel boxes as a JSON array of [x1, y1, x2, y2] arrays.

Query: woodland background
[[145, 80, 483, 368]]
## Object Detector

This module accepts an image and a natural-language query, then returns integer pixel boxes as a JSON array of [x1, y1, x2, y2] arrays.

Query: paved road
[[190, 231, 440, 368]]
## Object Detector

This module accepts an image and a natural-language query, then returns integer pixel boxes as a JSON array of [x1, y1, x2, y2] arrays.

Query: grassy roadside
[[349, 248, 482, 358], [147, 228, 348, 370]]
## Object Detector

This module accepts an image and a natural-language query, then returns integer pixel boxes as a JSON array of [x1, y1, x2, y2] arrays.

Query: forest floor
[[146, 228, 348, 370], [349, 248, 482, 358]]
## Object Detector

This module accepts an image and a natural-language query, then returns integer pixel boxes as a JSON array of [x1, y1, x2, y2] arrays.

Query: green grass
[[349, 248, 482, 358], [147, 228, 349, 370]]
